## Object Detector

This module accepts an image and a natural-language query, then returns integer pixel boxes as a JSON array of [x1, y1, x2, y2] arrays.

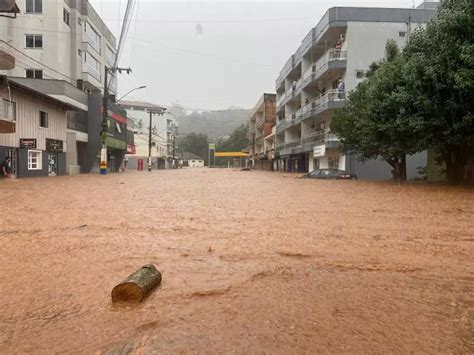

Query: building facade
[[0, 0, 117, 94], [274, 4, 436, 179], [248, 93, 276, 170], [0, 75, 79, 177], [119, 100, 179, 170]]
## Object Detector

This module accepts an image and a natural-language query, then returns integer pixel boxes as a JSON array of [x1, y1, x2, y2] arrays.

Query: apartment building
[[274, 4, 437, 179], [119, 100, 179, 170], [0, 0, 117, 94], [247, 93, 276, 170]]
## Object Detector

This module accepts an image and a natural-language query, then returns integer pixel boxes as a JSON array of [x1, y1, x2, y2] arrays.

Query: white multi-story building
[[275, 3, 438, 179], [118, 100, 179, 170], [0, 0, 117, 94]]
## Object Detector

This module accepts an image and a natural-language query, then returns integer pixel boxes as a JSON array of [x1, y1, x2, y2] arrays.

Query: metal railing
[[303, 49, 347, 81], [302, 129, 339, 145], [302, 89, 346, 114]]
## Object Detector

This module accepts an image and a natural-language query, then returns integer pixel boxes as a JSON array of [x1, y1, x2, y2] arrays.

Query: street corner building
[[247, 93, 276, 171], [118, 100, 178, 171], [0, 76, 81, 177], [274, 2, 438, 179]]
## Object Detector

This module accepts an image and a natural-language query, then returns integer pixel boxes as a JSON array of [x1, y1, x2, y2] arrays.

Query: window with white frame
[[85, 52, 101, 81], [26, 0, 42, 13], [86, 22, 101, 54], [28, 150, 42, 170], [2, 99, 16, 121], [25, 34, 43, 48], [26, 69, 43, 79]]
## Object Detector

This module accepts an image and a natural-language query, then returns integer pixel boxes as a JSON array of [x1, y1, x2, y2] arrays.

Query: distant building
[[247, 93, 276, 170], [182, 152, 204, 168], [274, 4, 437, 179], [118, 100, 178, 170]]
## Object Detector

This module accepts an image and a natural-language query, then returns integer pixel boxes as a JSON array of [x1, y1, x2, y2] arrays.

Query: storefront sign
[[20, 138, 36, 149], [313, 144, 326, 157], [46, 138, 63, 152], [209, 143, 215, 150], [126, 144, 136, 154]]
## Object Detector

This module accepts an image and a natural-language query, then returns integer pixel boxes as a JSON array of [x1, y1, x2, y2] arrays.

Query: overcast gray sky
[[92, 0, 421, 110]]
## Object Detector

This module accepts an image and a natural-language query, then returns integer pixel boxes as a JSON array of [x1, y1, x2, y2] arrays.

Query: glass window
[[63, 8, 70, 26], [86, 22, 101, 54], [26, 69, 43, 79], [105, 46, 115, 67], [39, 111, 48, 128], [26, 0, 42, 13], [2, 99, 16, 121], [26, 34, 43, 48], [28, 150, 42, 170], [86, 52, 101, 81]]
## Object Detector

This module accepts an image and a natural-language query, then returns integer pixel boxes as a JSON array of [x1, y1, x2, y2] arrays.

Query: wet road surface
[[0, 169, 473, 353]]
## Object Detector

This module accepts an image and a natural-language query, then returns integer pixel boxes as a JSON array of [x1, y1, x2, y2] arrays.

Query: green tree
[[178, 132, 209, 165], [216, 124, 249, 152], [332, 41, 425, 180], [403, 0, 474, 182]]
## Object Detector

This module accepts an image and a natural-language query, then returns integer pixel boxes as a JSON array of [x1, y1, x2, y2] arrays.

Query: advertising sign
[[20, 138, 37, 149], [313, 144, 326, 157]]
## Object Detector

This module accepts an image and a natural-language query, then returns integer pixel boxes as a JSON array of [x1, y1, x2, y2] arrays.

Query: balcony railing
[[291, 108, 303, 121], [303, 49, 347, 82], [302, 89, 346, 114], [276, 94, 285, 108], [302, 129, 339, 145]]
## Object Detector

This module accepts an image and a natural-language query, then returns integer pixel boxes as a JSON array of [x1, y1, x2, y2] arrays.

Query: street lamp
[[116, 85, 146, 102]]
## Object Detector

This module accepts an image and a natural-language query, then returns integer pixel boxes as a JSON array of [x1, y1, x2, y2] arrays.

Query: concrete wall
[[0, 0, 117, 93]]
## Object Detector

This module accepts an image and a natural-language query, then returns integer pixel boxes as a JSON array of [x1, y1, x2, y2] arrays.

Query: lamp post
[[116, 85, 146, 102]]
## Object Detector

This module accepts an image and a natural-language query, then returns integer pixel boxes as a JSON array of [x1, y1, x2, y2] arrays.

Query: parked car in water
[[301, 168, 357, 180]]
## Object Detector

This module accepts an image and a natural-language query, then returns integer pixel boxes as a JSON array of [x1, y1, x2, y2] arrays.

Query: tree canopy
[[331, 0, 474, 182]]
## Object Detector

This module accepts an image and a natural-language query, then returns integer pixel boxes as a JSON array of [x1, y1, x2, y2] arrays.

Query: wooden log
[[111, 264, 162, 303]]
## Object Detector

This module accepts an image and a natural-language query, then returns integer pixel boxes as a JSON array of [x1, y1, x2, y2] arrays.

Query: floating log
[[111, 264, 162, 303]]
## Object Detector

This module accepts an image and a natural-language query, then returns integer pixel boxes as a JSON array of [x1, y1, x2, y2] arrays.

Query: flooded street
[[0, 169, 473, 353]]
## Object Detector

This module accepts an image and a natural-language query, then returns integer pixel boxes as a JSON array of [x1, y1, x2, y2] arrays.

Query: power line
[[0, 40, 77, 84], [13, 14, 313, 23]]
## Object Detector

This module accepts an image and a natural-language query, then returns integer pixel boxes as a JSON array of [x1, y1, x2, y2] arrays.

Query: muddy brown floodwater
[[0, 169, 473, 354]]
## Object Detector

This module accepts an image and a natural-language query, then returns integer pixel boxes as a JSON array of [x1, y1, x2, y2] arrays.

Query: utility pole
[[148, 110, 153, 172], [100, 66, 131, 175], [147, 109, 166, 172], [172, 134, 176, 169]]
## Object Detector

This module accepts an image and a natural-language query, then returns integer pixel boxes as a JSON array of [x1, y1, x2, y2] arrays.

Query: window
[[39, 111, 48, 128], [63, 8, 70, 26], [26, 0, 42, 13], [86, 22, 101, 54], [105, 46, 115, 67], [26, 69, 43, 79], [356, 70, 365, 78], [25, 34, 43, 48], [2, 99, 16, 121], [399, 31, 407, 37], [28, 150, 42, 170], [85, 52, 101, 81]]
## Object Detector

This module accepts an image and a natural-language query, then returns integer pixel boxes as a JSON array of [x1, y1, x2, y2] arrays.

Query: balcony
[[302, 129, 339, 146], [302, 49, 347, 89], [302, 89, 346, 120]]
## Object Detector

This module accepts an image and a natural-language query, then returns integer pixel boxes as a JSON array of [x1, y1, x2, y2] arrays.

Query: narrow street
[[0, 169, 472, 353]]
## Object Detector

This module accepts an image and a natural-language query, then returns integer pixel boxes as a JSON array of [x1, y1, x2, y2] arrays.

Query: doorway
[[48, 152, 58, 176], [6, 148, 17, 177]]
